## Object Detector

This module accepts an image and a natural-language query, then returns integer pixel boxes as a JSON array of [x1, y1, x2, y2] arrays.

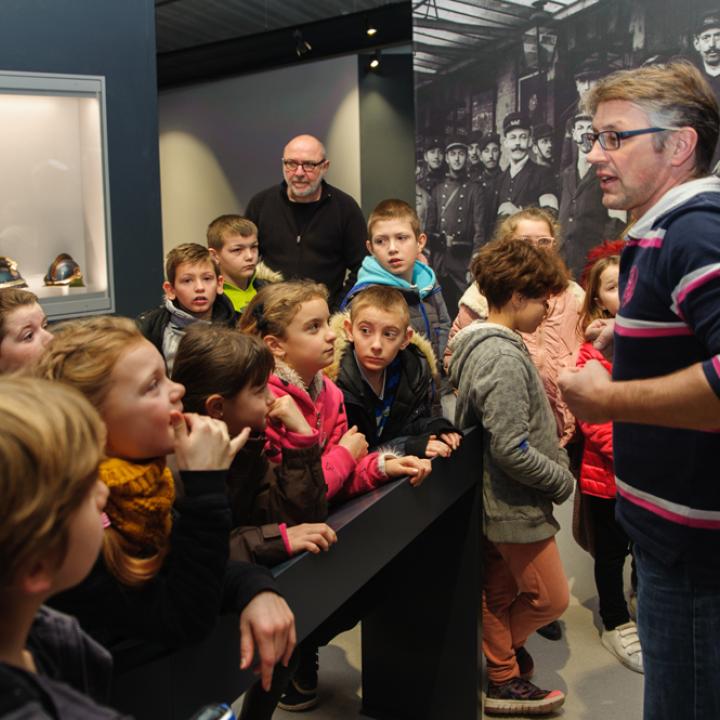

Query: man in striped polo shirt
[[558, 61, 720, 720]]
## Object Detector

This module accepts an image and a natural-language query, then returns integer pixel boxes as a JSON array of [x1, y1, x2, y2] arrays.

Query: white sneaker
[[628, 591, 637, 621], [602, 621, 644, 673]]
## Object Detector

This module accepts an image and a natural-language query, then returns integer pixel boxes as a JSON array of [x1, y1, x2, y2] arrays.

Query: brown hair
[[0, 288, 40, 341], [34, 316, 165, 587], [349, 286, 410, 328], [165, 243, 219, 285], [583, 60, 720, 176], [579, 255, 620, 332], [368, 198, 421, 240], [206, 215, 258, 251], [0, 376, 104, 586], [490, 206, 560, 246], [238, 280, 328, 338], [471, 237, 569, 310], [172, 324, 274, 413]]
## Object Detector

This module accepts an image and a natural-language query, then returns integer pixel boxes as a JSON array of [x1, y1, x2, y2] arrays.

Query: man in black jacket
[[245, 134, 367, 310]]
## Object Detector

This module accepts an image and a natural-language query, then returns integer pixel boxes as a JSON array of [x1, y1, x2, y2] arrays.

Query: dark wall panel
[[358, 53, 416, 219], [0, 0, 163, 317]]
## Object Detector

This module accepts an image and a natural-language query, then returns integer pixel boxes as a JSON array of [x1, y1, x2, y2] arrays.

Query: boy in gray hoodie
[[448, 237, 574, 716]]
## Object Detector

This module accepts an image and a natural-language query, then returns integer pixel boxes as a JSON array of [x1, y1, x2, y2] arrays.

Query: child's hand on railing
[[425, 436, 451, 458], [287, 523, 337, 555], [385, 455, 432, 487], [439, 431, 462, 451]]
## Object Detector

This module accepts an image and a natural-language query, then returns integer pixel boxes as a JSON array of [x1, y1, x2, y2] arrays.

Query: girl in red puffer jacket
[[577, 241, 642, 674]]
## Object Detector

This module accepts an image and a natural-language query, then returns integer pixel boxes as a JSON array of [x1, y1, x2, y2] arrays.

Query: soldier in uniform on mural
[[475, 132, 502, 239], [532, 123, 555, 168], [492, 112, 558, 220], [467, 130, 485, 181], [559, 57, 605, 172], [558, 113, 626, 279], [425, 136, 485, 313], [692, 10, 720, 171], [417, 135, 446, 193]]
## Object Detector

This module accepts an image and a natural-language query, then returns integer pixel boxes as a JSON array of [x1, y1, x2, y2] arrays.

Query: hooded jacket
[[227, 432, 326, 567], [136, 293, 237, 373], [265, 362, 389, 503], [325, 312, 457, 457], [445, 281, 584, 446], [341, 255, 451, 370], [449, 322, 574, 543]]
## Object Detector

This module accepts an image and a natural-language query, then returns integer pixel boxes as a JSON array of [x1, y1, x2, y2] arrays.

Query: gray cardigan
[[449, 322, 574, 543]]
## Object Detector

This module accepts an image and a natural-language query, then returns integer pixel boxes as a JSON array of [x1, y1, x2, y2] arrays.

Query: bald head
[[281, 134, 329, 202], [284, 134, 326, 159]]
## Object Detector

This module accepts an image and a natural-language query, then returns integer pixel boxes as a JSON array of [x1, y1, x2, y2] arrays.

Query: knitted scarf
[[98, 457, 175, 557]]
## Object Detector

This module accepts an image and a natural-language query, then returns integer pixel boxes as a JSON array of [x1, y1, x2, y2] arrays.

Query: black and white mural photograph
[[413, 0, 720, 298]]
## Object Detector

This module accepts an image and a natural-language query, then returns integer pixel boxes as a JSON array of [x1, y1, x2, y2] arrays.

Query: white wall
[[158, 55, 361, 256]]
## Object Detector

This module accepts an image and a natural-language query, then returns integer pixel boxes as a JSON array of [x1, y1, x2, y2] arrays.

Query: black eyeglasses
[[580, 127, 674, 153], [282, 158, 327, 172]]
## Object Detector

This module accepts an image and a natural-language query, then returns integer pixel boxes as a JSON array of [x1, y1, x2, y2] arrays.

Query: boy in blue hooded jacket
[[341, 199, 451, 371]]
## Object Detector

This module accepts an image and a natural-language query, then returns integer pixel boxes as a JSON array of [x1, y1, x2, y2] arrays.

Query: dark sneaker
[[278, 647, 319, 712], [536, 620, 562, 641], [516, 646, 534, 680], [485, 677, 565, 716], [277, 678, 318, 712]]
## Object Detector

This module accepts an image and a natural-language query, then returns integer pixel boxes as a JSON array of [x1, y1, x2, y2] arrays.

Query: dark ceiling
[[155, 0, 412, 87]]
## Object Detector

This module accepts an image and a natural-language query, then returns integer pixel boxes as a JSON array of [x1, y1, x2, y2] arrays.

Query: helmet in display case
[[44, 253, 84, 287], [0, 257, 28, 289]]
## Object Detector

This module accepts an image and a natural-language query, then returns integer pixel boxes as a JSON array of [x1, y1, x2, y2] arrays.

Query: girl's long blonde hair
[[34, 316, 166, 587]]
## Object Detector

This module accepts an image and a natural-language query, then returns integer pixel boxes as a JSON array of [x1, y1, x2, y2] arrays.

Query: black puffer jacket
[[326, 313, 459, 457]]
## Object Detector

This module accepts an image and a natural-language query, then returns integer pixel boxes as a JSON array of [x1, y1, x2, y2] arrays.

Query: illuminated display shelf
[[0, 70, 114, 319]]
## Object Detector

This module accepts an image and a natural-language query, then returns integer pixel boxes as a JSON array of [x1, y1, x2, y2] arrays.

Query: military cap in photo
[[574, 56, 605, 81], [445, 135, 469, 152], [571, 112, 593, 126], [502, 112, 531, 135], [467, 130, 484, 145], [424, 135, 444, 152], [696, 10, 720, 35], [533, 123, 554, 141], [479, 132, 501, 151]]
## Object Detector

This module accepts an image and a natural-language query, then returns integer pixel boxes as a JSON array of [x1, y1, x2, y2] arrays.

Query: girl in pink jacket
[[576, 241, 642, 674], [239, 280, 430, 500], [239, 280, 430, 710]]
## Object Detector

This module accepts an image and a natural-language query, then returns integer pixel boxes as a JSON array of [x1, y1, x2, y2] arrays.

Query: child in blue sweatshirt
[[341, 199, 451, 372]]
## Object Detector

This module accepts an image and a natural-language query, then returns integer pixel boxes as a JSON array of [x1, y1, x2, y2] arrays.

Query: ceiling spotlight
[[369, 52, 380, 70], [293, 29, 312, 58], [365, 18, 378, 37]]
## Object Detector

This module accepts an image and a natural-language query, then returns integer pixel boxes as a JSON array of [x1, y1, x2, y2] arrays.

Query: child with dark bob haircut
[[449, 237, 575, 715], [172, 324, 337, 567]]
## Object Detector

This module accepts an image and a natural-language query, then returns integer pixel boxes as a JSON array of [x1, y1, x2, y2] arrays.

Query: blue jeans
[[635, 544, 720, 720]]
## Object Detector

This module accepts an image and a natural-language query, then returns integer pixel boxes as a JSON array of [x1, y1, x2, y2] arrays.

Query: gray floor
[[261, 597, 643, 720], [243, 396, 645, 718]]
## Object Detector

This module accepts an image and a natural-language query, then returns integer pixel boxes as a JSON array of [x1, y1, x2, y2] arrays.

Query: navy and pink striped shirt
[[613, 176, 720, 573]]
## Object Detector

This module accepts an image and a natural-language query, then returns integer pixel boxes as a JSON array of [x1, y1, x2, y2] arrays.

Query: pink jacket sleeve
[[320, 381, 388, 500], [575, 342, 614, 460]]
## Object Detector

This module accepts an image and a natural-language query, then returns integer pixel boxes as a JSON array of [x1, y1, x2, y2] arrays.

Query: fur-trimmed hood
[[324, 310, 439, 382], [255, 260, 284, 284]]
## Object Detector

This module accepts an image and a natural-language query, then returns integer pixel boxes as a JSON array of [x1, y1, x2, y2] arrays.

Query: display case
[[0, 70, 114, 319]]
